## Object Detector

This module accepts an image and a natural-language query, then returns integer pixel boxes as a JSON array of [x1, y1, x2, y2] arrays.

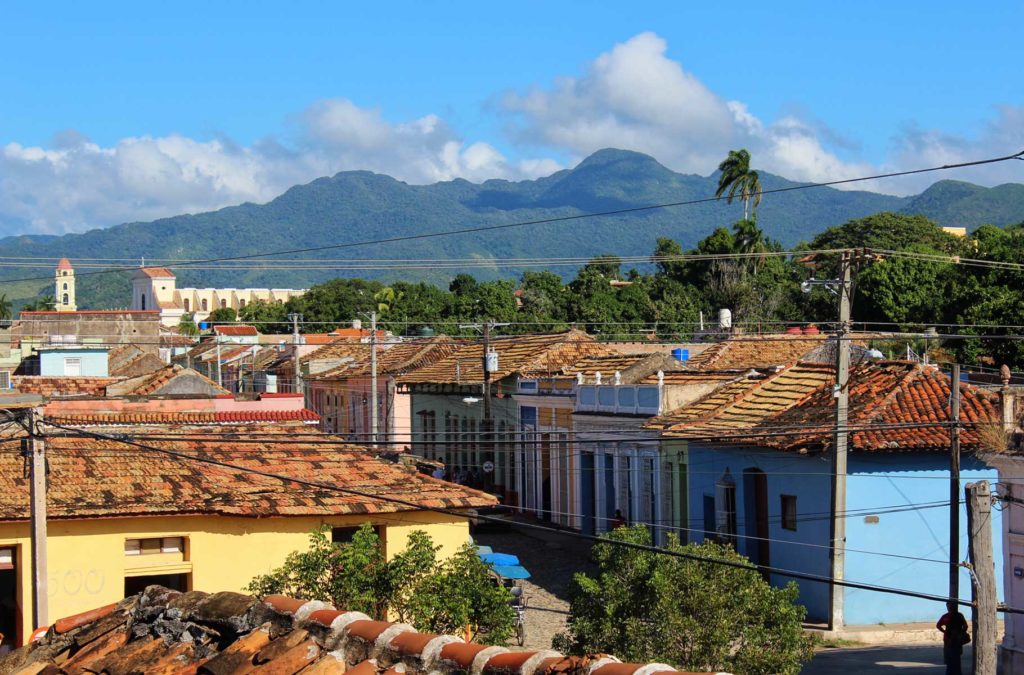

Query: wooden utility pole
[[25, 407, 47, 628], [966, 480, 997, 675], [828, 250, 853, 630], [949, 364, 961, 614]]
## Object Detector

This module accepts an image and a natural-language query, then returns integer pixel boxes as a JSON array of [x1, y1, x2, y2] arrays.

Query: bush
[[554, 526, 815, 675], [248, 525, 515, 644]]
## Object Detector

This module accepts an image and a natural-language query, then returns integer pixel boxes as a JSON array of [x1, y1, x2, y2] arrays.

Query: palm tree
[[715, 149, 763, 221]]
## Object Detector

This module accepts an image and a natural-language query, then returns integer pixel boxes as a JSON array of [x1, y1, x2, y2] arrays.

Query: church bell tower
[[56, 257, 76, 312]]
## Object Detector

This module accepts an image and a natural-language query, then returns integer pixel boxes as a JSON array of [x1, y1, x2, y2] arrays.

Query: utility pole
[[459, 320, 507, 488], [966, 480, 997, 675], [948, 364, 962, 619], [25, 407, 47, 628], [289, 313, 303, 395], [828, 250, 853, 631], [215, 334, 222, 388], [369, 311, 378, 446]]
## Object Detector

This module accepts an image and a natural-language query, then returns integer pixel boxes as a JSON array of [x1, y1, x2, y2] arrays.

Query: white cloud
[[0, 100, 561, 235], [502, 32, 1023, 195]]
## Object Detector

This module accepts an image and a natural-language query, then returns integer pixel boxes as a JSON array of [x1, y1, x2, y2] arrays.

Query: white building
[[130, 267, 306, 327]]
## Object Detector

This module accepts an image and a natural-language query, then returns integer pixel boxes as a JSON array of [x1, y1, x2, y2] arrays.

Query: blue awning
[[491, 564, 531, 580], [475, 545, 494, 555]]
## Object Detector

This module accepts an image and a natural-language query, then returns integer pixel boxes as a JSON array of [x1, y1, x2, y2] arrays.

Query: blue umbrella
[[491, 564, 531, 580], [479, 552, 520, 566]]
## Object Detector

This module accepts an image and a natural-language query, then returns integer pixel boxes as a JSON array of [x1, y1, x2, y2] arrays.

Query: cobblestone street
[[474, 524, 596, 650]]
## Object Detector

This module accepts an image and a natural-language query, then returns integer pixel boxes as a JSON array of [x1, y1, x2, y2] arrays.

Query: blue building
[[659, 360, 1004, 628], [37, 345, 110, 377]]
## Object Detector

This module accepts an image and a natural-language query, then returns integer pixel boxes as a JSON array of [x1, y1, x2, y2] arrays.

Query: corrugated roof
[[0, 433, 493, 521]]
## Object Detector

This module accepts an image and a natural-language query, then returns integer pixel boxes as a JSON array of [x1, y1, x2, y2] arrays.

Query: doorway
[[0, 546, 17, 650], [580, 452, 596, 535], [742, 468, 770, 569]]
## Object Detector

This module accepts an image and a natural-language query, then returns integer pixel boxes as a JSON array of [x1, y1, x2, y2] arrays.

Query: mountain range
[[3, 148, 1024, 309]]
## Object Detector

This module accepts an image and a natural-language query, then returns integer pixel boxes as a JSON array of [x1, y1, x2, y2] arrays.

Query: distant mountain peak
[[575, 148, 666, 170]]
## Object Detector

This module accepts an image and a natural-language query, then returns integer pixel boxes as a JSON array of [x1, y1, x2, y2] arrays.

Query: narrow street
[[474, 523, 596, 650], [802, 645, 970, 674]]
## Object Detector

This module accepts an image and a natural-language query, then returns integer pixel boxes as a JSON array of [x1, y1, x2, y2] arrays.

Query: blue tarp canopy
[[475, 545, 493, 555], [491, 564, 531, 580], [479, 552, 520, 566]]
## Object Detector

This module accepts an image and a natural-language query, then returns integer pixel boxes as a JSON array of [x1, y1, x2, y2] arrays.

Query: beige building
[[130, 267, 306, 327]]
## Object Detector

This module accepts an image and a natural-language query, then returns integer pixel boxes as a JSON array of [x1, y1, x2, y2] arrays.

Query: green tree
[[206, 307, 238, 323], [715, 149, 763, 221], [555, 526, 815, 675], [0, 294, 11, 321], [239, 299, 290, 333], [178, 313, 200, 337], [287, 278, 383, 329], [248, 525, 515, 644]]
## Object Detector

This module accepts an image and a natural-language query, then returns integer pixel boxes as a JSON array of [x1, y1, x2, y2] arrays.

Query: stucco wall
[[39, 349, 108, 377], [686, 444, 833, 622], [844, 452, 1002, 624], [0, 510, 469, 646]]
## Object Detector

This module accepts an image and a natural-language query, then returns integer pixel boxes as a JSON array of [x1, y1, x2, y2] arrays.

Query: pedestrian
[[611, 509, 627, 529], [936, 609, 969, 675], [431, 465, 445, 480]]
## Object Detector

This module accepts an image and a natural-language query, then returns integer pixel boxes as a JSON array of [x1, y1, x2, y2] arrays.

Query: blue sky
[[2, 1, 1022, 234]]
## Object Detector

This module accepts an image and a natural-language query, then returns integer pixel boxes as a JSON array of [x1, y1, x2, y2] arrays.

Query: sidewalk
[[803, 645, 972, 674]]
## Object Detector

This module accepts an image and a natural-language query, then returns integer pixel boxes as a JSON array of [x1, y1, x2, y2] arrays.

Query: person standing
[[936, 610, 969, 675]]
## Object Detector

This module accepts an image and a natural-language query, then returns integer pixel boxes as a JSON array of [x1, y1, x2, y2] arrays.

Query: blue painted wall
[[844, 452, 1002, 624], [687, 443, 834, 622], [39, 348, 109, 376]]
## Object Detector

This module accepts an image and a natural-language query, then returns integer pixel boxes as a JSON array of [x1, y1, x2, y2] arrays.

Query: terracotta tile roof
[[104, 364, 230, 396], [686, 334, 832, 370], [134, 266, 176, 278], [108, 344, 166, 378], [12, 376, 122, 398], [302, 338, 371, 365], [48, 409, 321, 426], [641, 370, 745, 385], [214, 324, 260, 336], [399, 330, 608, 384], [656, 360, 1000, 453], [56, 257, 73, 271], [561, 352, 686, 384], [3, 585, 716, 675], [0, 432, 491, 522], [313, 338, 457, 380]]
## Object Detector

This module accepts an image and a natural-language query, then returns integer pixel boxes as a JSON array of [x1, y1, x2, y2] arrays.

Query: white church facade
[[130, 267, 306, 327]]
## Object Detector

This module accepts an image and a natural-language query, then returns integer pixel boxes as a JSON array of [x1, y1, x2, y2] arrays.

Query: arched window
[[239, 299, 246, 308], [62, 293, 69, 305], [183, 298, 189, 312], [140, 294, 146, 310], [220, 299, 227, 309], [62, 283, 68, 291], [201, 299, 208, 312]]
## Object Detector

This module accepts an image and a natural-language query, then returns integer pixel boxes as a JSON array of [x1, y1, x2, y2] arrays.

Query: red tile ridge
[[53, 602, 119, 634], [345, 619, 397, 644], [347, 660, 380, 675], [440, 641, 493, 669], [388, 630, 437, 657], [307, 608, 343, 628], [263, 594, 306, 615]]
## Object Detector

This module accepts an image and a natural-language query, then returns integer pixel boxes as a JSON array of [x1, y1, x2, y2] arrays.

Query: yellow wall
[[0, 510, 470, 646]]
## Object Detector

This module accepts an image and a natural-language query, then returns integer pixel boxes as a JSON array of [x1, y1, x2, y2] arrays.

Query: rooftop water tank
[[671, 348, 690, 362]]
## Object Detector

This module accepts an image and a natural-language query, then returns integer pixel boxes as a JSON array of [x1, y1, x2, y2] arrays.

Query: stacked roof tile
[[48, 408, 321, 426], [0, 432, 492, 521], [12, 376, 122, 398], [314, 338, 458, 380], [400, 331, 609, 384], [1, 585, 718, 674], [105, 364, 229, 397]]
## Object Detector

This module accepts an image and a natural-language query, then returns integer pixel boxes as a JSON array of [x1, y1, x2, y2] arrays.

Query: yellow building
[[54, 258, 76, 312], [0, 426, 493, 647]]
